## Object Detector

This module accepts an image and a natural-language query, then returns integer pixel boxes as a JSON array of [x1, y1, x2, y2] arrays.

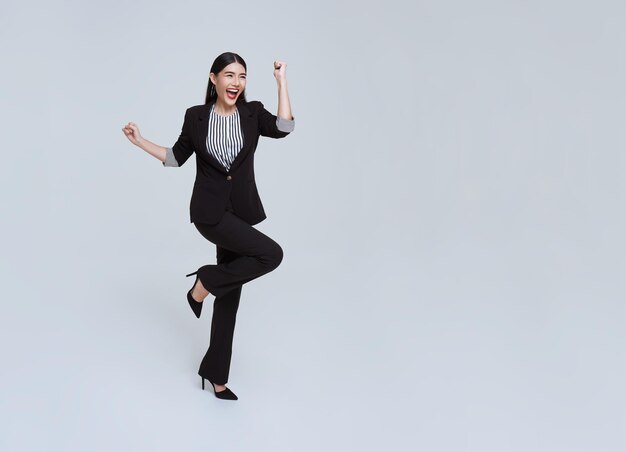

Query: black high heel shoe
[[201, 376, 238, 400], [185, 271, 203, 318]]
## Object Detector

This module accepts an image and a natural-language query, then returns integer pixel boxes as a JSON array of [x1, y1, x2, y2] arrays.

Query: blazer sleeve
[[256, 101, 295, 139], [163, 108, 195, 167]]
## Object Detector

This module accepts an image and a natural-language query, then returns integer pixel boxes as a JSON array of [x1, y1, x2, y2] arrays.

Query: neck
[[213, 98, 236, 116]]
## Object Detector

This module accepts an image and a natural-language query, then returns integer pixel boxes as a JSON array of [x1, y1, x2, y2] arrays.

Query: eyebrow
[[224, 71, 246, 75]]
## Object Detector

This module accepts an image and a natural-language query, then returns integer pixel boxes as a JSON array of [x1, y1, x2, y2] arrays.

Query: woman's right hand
[[122, 122, 144, 147]]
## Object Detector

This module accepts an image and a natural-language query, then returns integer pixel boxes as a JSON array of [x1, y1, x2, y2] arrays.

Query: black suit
[[166, 98, 292, 225], [166, 98, 293, 386]]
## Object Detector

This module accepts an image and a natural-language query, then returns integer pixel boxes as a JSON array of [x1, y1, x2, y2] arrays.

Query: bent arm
[[260, 93, 294, 139], [164, 107, 195, 166], [258, 78, 295, 138], [136, 108, 194, 167], [258, 105, 295, 138]]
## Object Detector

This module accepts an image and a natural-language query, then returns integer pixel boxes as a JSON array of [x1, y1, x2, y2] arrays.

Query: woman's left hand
[[273, 60, 287, 83]]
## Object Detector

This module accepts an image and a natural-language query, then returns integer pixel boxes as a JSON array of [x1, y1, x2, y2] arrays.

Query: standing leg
[[198, 245, 242, 384]]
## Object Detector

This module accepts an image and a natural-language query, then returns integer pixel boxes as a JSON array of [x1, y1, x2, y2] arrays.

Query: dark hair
[[205, 52, 248, 105]]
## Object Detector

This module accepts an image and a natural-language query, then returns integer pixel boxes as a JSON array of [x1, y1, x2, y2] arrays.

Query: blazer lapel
[[196, 98, 255, 174]]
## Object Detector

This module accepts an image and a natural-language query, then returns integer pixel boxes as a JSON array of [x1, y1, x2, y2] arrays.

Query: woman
[[122, 52, 295, 401]]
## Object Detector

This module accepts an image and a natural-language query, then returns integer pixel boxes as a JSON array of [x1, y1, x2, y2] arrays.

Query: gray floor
[[2, 228, 624, 451]]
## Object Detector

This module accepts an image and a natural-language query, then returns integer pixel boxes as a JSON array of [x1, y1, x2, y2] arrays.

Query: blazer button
[[226, 175, 232, 180]]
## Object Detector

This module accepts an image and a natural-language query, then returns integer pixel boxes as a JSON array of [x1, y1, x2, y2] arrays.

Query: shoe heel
[[201, 377, 238, 400], [186, 272, 203, 319]]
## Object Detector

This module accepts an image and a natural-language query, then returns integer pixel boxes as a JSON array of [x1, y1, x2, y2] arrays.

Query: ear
[[209, 73, 216, 85]]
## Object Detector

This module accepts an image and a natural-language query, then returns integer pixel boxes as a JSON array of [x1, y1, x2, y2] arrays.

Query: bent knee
[[262, 242, 283, 269]]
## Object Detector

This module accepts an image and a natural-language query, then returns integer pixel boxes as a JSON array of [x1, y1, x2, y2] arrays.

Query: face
[[210, 62, 247, 105]]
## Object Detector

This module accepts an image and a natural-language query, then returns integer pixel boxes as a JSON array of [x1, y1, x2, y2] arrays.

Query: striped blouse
[[205, 103, 244, 171], [163, 104, 295, 168]]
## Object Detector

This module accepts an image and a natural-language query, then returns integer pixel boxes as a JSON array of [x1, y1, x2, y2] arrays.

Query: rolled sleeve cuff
[[162, 147, 179, 167], [276, 116, 295, 133]]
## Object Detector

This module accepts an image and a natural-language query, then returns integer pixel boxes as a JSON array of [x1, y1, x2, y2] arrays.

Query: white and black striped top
[[205, 103, 244, 171]]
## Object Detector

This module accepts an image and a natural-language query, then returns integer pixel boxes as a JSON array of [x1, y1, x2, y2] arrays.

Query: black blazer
[[165, 98, 293, 225]]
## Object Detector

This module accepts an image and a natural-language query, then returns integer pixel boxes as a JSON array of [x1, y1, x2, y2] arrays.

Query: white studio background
[[1, 0, 625, 451]]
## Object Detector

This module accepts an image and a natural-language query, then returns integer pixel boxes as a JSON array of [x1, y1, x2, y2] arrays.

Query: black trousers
[[192, 198, 283, 384]]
